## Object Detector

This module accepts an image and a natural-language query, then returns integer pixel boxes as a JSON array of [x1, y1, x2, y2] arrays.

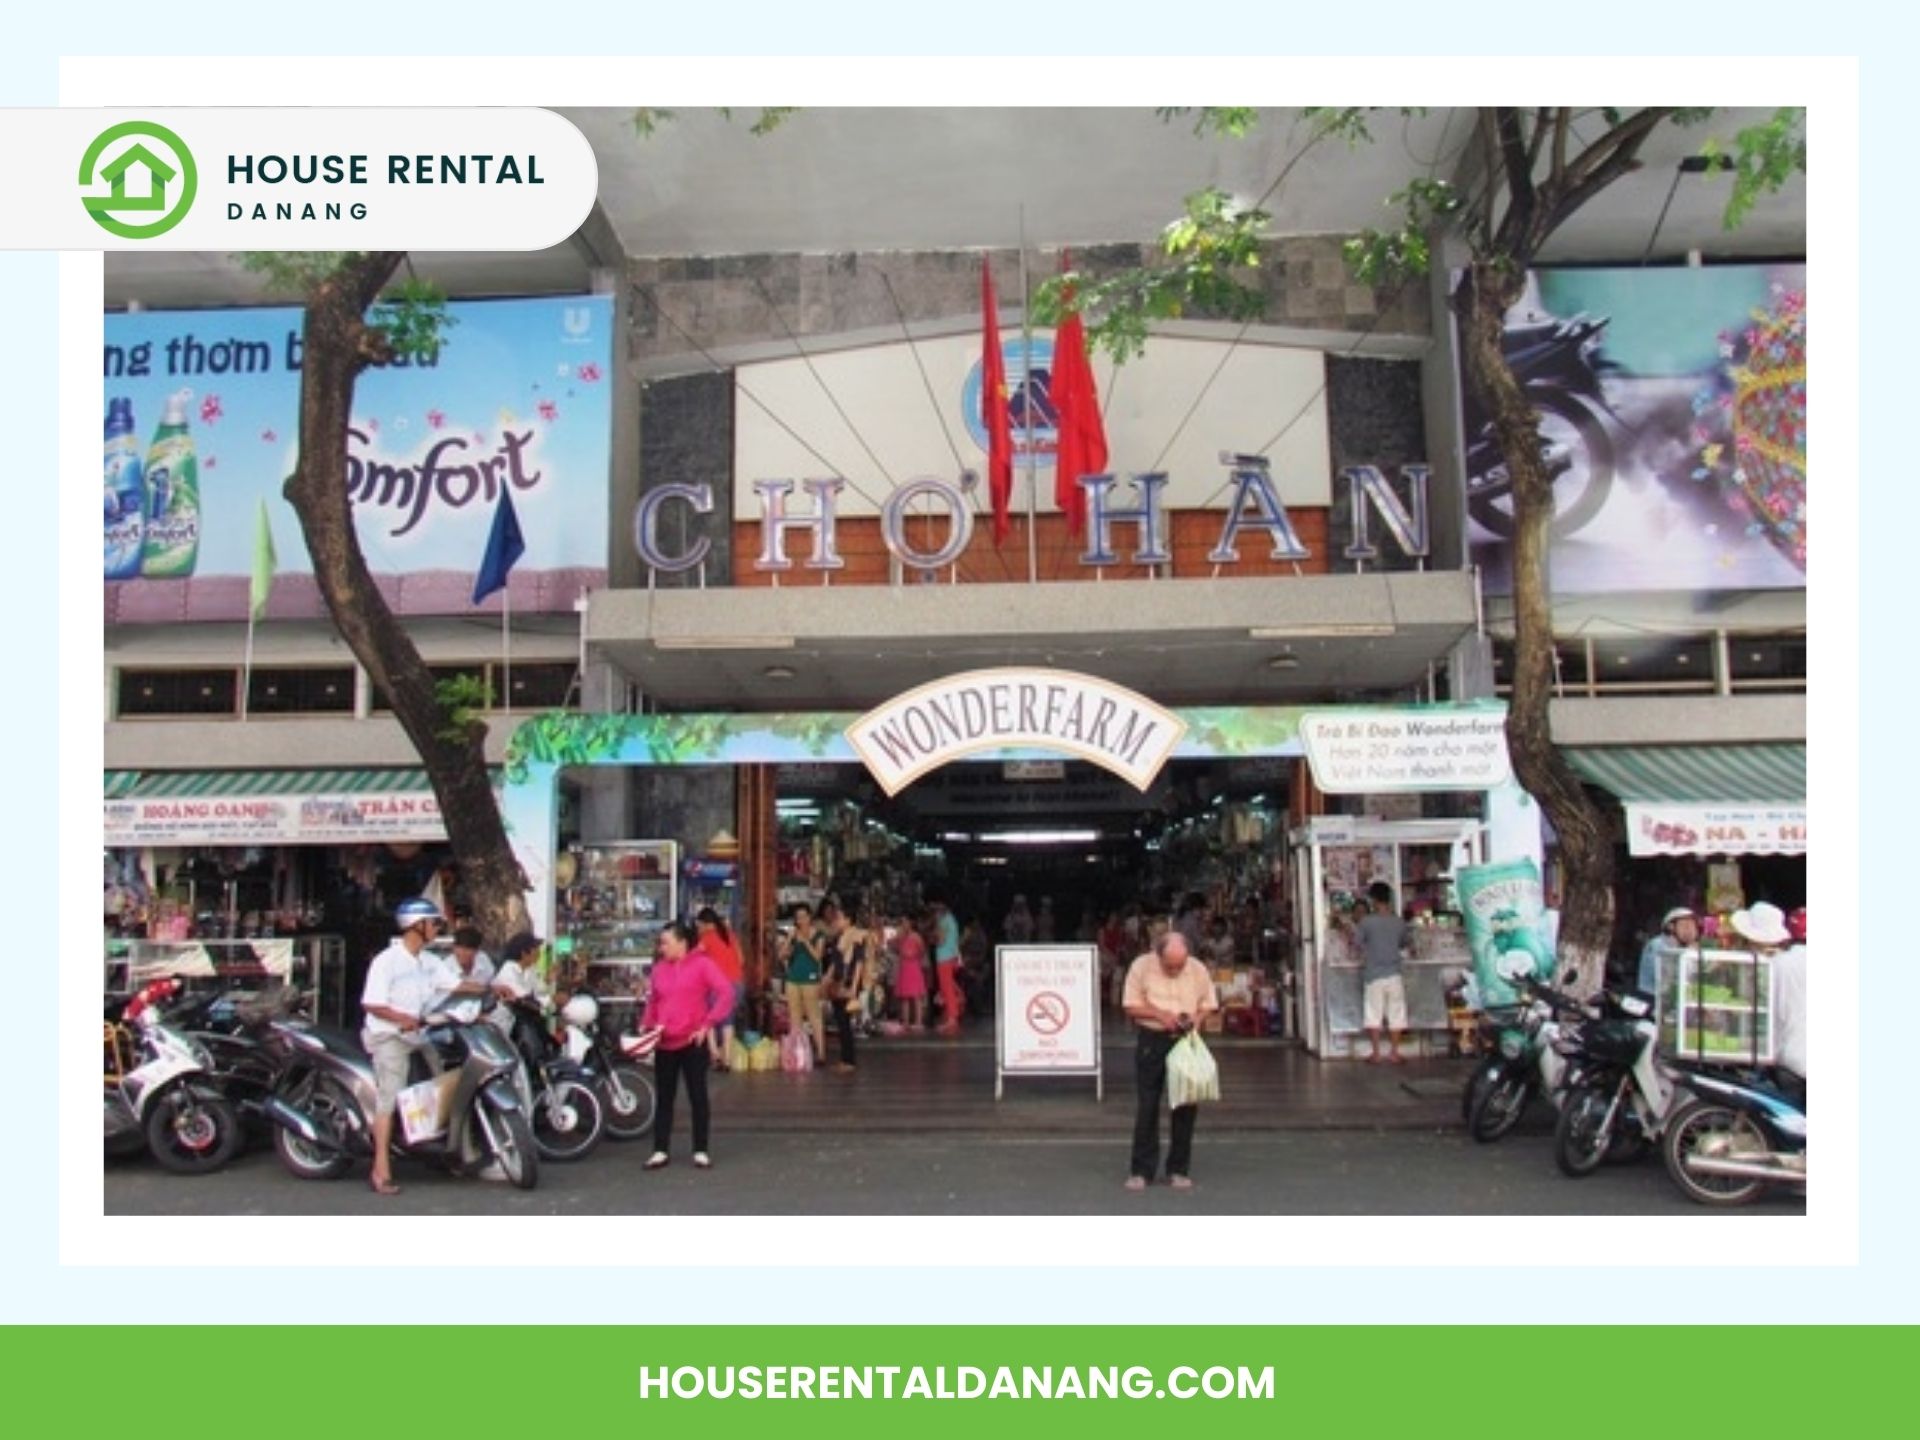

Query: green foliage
[[1032, 187, 1270, 362], [1300, 107, 1428, 146], [636, 106, 796, 137], [1714, 107, 1807, 229], [370, 275, 455, 363], [434, 673, 493, 744], [1342, 176, 1463, 286], [1157, 107, 1261, 138]]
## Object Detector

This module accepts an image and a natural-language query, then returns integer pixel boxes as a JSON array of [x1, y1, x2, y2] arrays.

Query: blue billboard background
[[102, 294, 613, 621]]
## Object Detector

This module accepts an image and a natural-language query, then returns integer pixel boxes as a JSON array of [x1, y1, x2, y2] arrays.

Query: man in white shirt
[[430, 925, 495, 1024], [487, 932, 547, 1035], [360, 897, 445, 1196]]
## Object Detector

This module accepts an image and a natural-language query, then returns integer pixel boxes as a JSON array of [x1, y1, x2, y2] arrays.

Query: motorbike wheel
[[272, 1077, 357, 1181], [1553, 1085, 1615, 1178], [532, 1079, 605, 1163], [1468, 1072, 1531, 1143], [1461, 1060, 1495, 1125], [598, 1063, 658, 1141], [1470, 396, 1616, 539], [1662, 1099, 1769, 1207], [485, 1104, 539, 1190], [143, 1084, 242, 1175]]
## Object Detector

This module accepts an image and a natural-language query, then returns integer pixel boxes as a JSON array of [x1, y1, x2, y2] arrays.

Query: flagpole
[[241, 612, 255, 722], [1018, 208, 1037, 585], [502, 579, 513, 717]]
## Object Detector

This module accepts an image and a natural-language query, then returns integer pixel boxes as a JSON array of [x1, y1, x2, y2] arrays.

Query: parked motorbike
[[1463, 312, 1623, 539], [558, 994, 657, 1143], [167, 985, 305, 1138], [1462, 975, 1582, 1143], [1551, 987, 1672, 1177], [103, 978, 244, 1175], [501, 997, 607, 1163], [1661, 1066, 1807, 1207], [262, 1013, 538, 1189]]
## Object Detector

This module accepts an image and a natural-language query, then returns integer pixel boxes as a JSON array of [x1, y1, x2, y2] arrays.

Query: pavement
[[103, 1032, 1807, 1217]]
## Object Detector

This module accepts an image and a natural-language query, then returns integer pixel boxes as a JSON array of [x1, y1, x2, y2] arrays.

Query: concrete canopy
[[586, 571, 1478, 711], [104, 107, 1803, 307]]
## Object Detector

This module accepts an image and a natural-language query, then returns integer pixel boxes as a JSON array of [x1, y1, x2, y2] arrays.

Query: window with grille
[[117, 668, 239, 717], [248, 666, 356, 715]]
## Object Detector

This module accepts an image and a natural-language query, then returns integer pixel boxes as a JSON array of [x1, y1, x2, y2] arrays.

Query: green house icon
[[79, 121, 198, 239], [93, 143, 179, 214]]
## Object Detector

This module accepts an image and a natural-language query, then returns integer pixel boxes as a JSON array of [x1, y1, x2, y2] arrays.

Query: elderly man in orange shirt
[[1122, 931, 1220, 1191]]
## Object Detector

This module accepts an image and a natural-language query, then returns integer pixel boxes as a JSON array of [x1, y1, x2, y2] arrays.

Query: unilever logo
[[961, 334, 1057, 461], [78, 121, 198, 239]]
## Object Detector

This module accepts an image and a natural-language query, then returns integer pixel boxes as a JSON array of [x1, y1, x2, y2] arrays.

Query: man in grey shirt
[[1357, 881, 1410, 1064]]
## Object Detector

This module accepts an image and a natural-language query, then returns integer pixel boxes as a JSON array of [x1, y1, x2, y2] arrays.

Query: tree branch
[[1492, 108, 1539, 255]]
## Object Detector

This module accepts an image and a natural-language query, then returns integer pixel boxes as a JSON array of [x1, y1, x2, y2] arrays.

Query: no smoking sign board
[[996, 945, 1102, 1099]]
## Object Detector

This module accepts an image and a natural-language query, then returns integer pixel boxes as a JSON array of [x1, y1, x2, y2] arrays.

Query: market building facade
[[101, 108, 1806, 1055]]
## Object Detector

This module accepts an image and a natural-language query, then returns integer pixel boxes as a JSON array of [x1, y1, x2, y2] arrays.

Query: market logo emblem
[[962, 335, 1057, 459], [78, 121, 198, 239], [846, 668, 1187, 797]]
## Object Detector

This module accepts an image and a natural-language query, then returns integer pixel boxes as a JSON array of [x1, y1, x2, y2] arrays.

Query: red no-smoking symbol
[[1026, 991, 1070, 1035]]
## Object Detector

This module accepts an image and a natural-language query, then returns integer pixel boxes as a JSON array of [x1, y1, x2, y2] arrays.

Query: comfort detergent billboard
[[102, 294, 613, 621]]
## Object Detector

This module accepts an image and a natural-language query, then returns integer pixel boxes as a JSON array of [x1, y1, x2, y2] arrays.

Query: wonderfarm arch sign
[[845, 669, 1186, 796]]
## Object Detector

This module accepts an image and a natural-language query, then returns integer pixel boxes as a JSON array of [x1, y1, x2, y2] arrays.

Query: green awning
[[103, 771, 141, 799], [112, 768, 442, 800], [1565, 743, 1805, 804]]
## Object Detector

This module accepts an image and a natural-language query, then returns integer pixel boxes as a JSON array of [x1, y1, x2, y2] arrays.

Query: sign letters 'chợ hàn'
[[845, 669, 1187, 796], [634, 457, 1430, 575]]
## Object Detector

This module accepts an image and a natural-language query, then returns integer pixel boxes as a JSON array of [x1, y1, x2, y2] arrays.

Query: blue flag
[[472, 489, 526, 604]]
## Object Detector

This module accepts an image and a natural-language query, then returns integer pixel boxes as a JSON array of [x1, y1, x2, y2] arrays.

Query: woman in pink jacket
[[641, 920, 735, 1170]]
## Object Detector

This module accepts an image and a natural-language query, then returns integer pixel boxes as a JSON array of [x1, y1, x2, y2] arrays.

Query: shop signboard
[[102, 295, 613, 621], [104, 789, 457, 847], [847, 669, 1187, 797], [995, 945, 1102, 1099], [1300, 707, 1511, 794], [1627, 803, 1807, 858], [1456, 858, 1555, 1008]]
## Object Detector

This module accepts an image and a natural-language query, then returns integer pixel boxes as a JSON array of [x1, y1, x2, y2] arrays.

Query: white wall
[[732, 333, 1332, 518]]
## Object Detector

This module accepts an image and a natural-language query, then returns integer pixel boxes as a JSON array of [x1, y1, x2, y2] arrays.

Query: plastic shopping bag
[[780, 1030, 815, 1073], [1166, 1031, 1220, 1108], [727, 1036, 752, 1072], [748, 1038, 781, 1072]]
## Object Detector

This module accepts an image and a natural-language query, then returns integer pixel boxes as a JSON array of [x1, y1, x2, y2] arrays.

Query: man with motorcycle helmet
[[1638, 906, 1700, 999], [360, 896, 446, 1196]]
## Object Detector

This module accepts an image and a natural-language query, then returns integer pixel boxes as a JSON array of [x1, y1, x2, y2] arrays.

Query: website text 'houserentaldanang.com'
[[639, 1364, 1277, 1402]]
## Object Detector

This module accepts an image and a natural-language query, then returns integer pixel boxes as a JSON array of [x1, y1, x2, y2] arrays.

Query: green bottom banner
[[0, 1325, 1907, 1435]]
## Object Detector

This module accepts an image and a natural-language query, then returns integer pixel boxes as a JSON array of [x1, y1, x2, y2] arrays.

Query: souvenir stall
[[1288, 814, 1484, 1057]]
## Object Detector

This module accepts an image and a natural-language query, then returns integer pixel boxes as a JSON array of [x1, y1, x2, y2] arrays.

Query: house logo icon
[[78, 121, 198, 239]]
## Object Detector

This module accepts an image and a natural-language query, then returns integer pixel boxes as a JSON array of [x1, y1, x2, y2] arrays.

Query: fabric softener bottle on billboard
[[103, 397, 145, 579], [141, 388, 199, 578]]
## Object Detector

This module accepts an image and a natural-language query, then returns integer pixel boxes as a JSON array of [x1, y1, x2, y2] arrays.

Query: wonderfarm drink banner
[[102, 295, 614, 621]]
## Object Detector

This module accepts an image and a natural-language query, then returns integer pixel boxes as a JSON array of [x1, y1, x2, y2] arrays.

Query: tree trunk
[[1458, 262, 1615, 994], [282, 252, 530, 951]]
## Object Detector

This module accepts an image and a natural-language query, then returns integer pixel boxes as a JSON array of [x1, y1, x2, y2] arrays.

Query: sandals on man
[[368, 1175, 402, 1196]]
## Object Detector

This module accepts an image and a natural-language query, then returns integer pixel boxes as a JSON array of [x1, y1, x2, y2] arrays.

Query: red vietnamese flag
[[1049, 251, 1108, 538], [980, 258, 1015, 546]]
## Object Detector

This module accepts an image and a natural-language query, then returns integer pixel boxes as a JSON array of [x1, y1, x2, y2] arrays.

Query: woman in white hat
[[1731, 902, 1804, 1083]]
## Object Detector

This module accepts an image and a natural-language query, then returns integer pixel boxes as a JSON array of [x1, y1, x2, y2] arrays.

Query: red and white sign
[[1627, 803, 1808, 858], [103, 790, 452, 847], [996, 945, 1100, 1075]]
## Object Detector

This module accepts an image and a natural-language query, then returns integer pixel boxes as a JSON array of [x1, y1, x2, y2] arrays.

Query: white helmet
[[561, 994, 599, 1028]]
